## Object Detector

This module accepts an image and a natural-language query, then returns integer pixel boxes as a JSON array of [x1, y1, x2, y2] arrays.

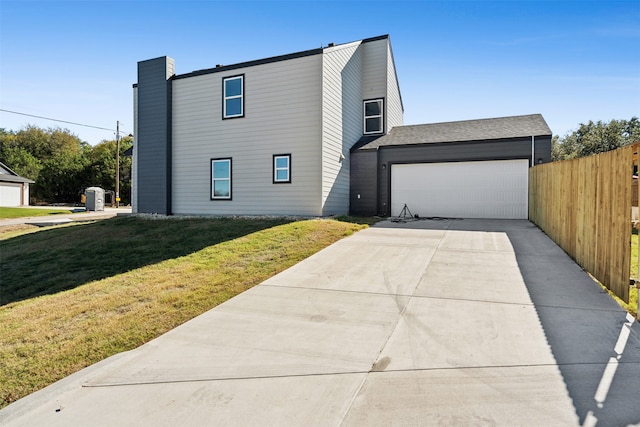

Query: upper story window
[[273, 154, 291, 184], [211, 158, 232, 200], [223, 75, 244, 119], [363, 99, 384, 134]]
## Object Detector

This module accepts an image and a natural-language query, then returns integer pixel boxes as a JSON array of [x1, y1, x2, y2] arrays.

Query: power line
[[0, 108, 116, 132]]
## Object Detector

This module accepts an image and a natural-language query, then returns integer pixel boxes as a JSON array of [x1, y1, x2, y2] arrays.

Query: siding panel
[[321, 42, 362, 215], [349, 150, 378, 215], [171, 54, 324, 216], [136, 56, 174, 215], [386, 43, 403, 131], [361, 39, 387, 101]]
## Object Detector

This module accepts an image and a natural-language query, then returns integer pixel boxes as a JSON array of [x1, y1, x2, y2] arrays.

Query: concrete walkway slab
[[85, 285, 402, 387], [2, 218, 639, 426], [378, 297, 556, 370], [342, 366, 581, 426]]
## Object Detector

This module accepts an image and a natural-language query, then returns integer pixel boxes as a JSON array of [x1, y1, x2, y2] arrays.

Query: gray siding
[[171, 54, 324, 216], [136, 56, 174, 214], [386, 42, 403, 131], [321, 42, 362, 216], [349, 149, 378, 215], [320, 37, 402, 216], [534, 136, 552, 164], [361, 39, 387, 103]]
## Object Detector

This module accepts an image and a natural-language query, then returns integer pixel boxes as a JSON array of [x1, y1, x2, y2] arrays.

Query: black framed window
[[363, 98, 383, 134], [211, 158, 232, 199], [273, 154, 291, 184], [223, 75, 244, 119]]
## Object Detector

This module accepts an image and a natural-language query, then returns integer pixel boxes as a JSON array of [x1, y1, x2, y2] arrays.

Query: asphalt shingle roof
[[354, 114, 552, 150], [0, 161, 34, 184]]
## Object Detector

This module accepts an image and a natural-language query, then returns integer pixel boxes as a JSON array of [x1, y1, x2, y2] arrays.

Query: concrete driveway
[[2, 218, 639, 426]]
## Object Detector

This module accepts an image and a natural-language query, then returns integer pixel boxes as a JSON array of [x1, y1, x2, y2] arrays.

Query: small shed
[[0, 162, 35, 207]]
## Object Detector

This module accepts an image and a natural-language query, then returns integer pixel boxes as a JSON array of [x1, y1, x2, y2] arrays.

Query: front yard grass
[[0, 207, 75, 219], [0, 216, 371, 408]]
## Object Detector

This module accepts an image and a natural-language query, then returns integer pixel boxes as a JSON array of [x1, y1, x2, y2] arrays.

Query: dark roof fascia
[[169, 35, 391, 81], [353, 122, 553, 151], [361, 34, 389, 44], [355, 114, 553, 150], [375, 135, 553, 151], [351, 135, 385, 152], [133, 35, 391, 87], [173, 48, 323, 80]]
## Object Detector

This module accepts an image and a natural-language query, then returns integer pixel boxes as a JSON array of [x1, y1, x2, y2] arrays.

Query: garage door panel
[[0, 183, 22, 207], [391, 160, 528, 219]]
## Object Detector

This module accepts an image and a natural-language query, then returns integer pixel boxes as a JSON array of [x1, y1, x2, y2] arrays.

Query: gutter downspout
[[531, 135, 535, 166]]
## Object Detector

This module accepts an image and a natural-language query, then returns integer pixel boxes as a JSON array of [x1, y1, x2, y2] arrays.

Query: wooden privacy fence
[[529, 143, 640, 303]]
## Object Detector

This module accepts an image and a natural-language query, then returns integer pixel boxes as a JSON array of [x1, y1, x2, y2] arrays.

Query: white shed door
[[391, 159, 529, 219], [0, 183, 22, 207]]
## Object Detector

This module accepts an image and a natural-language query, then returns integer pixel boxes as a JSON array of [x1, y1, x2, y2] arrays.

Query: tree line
[[0, 125, 133, 205], [1, 118, 638, 205], [552, 117, 640, 161]]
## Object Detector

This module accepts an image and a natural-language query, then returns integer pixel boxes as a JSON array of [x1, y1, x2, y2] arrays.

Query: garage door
[[391, 159, 529, 219], [0, 183, 22, 207]]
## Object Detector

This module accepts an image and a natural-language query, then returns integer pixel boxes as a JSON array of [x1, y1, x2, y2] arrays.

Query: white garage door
[[391, 159, 529, 219], [0, 183, 22, 207]]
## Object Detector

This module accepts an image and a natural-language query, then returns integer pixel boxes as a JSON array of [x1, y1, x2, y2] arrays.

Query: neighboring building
[[133, 35, 552, 219], [133, 35, 402, 216], [350, 114, 552, 219], [0, 162, 34, 207]]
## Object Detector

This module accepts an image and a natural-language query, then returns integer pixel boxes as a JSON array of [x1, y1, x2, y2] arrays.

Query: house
[[133, 35, 402, 216], [0, 162, 34, 207], [132, 35, 551, 219]]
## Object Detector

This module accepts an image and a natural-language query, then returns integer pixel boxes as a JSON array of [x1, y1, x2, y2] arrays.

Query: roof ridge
[[397, 114, 544, 129]]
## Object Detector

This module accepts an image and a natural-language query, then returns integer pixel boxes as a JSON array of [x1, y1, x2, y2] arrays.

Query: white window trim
[[273, 154, 291, 184], [211, 158, 232, 200], [363, 98, 384, 135], [223, 75, 244, 119]]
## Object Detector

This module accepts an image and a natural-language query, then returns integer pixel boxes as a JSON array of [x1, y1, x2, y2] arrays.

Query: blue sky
[[1, 0, 638, 145]]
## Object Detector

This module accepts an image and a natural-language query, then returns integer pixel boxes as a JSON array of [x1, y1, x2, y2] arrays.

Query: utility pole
[[116, 120, 120, 208]]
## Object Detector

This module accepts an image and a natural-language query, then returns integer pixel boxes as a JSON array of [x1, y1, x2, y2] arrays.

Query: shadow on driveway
[[376, 218, 640, 427]]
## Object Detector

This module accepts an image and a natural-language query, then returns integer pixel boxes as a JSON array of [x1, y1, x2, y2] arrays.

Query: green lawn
[[0, 216, 371, 408], [0, 206, 75, 219]]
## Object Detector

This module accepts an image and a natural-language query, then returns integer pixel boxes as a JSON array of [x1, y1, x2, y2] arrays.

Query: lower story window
[[211, 158, 231, 199], [273, 154, 291, 183]]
